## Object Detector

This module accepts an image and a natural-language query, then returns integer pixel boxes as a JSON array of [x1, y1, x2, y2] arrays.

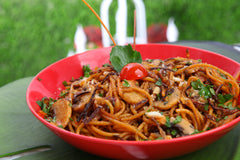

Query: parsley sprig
[[217, 93, 235, 110], [217, 93, 233, 104], [36, 97, 55, 115], [173, 115, 182, 124], [191, 79, 215, 99], [123, 79, 130, 87], [218, 102, 235, 110], [165, 115, 182, 128], [83, 64, 92, 77], [155, 78, 162, 86]]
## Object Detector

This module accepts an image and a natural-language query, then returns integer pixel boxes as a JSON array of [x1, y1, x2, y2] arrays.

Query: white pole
[[100, 0, 113, 47], [115, 0, 127, 45], [132, 0, 147, 44]]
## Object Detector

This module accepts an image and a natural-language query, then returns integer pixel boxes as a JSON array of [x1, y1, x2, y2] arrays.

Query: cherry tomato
[[120, 63, 148, 80]]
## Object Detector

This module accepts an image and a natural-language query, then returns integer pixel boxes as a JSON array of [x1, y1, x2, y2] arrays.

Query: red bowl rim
[[26, 43, 240, 146]]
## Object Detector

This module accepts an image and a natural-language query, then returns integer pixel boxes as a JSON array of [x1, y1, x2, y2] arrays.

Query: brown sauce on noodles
[[37, 57, 240, 141]]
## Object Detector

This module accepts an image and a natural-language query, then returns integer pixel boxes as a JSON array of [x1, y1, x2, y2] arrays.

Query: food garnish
[[109, 44, 142, 72]]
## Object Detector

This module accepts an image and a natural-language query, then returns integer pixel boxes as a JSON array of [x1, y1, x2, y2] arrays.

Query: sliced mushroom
[[72, 85, 94, 112], [151, 59, 163, 66], [145, 111, 166, 124], [171, 117, 194, 135], [121, 90, 147, 104], [52, 99, 72, 128], [153, 87, 180, 110]]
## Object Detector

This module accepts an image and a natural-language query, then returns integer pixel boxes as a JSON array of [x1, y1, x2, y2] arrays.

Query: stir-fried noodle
[[38, 57, 240, 141]]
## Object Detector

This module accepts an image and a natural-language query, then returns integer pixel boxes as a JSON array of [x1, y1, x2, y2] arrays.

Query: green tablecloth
[[1, 41, 240, 160]]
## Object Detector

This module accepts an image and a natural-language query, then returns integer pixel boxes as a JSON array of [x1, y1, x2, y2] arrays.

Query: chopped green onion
[[165, 116, 171, 127], [171, 129, 178, 136], [83, 64, 92, 77], [62, 80, 68, 86], [99, 93, 103, 97], [155, 137, 163, 140], [123, 79, 130, 87], [60, 91, 68, 97], [155, 78, 162, 86], [173, 115, 182, 124]]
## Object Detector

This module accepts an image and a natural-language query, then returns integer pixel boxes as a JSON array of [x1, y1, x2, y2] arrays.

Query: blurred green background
[[1, 0, 240, 87]]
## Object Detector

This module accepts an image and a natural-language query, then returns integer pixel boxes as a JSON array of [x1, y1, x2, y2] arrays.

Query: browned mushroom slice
[[52, 99, 72, 128], [153, 88, 180, 110], [145, 111, 166, 125], [121, 90, 147, 104], [171, 117, 194, 135], [72, 85, 94, 112], [150, 59, 163, 66]]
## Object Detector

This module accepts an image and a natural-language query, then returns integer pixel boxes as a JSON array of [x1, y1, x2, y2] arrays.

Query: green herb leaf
[[171, 129, 178, 136], [209, 87, 215, 95], [217, 93, 233, 104], [204, 103, 209, 111], [192, 129, 203, 135], [216, 117, 221, 122], [191, 79, 202, 90], [102, 63, 110, 67], [36, 97, 51, 115], [98, 93, 103, 97], [123, 79, 130, 87], [60, 91, 68, 97], [218, 102, 236, 110], [165, 116, 171, 127], [147, 59, 153, 63], [155, 137, 163, 140], [51, 117, 56, 123], [228, 83, 232, 89], [36, 98, 45, 109], [83, 64, 92, 77], [36, 97, 47, 109], [173, 115, 182, 124], [155, 78, 162, 86], [109, 44, 142, 72], [191, 79, 215, 99], [217, 69, 227, 79], [45, 118, 52, 122], [48, 98, 55, 107], [62, 80, 68, 86], [156, 93, 161, 101], [58, 125, 64, 128]]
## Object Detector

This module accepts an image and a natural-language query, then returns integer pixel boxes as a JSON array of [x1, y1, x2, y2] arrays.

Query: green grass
[[1, 0, 240, 86]]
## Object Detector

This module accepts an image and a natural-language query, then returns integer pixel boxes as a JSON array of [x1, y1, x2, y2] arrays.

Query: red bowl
[[26, 44, 240, 160]]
